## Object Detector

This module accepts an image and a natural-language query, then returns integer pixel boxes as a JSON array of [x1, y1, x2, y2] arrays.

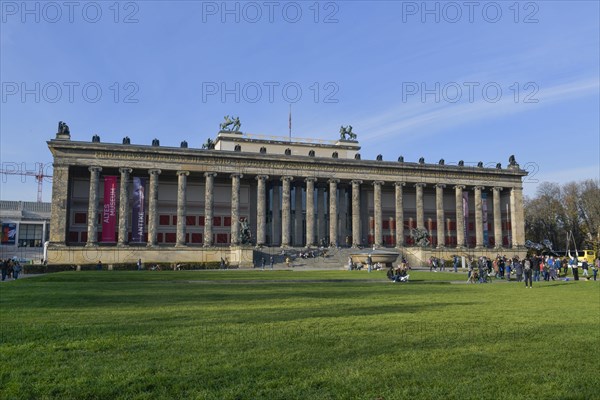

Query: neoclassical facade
[[47, 129, 527, 266]]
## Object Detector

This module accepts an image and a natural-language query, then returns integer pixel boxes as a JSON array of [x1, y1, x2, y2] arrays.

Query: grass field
[[1, 270, 599, 400]]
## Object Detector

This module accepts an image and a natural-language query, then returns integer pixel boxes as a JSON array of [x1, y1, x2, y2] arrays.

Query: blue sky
[[1, 0, 598, 201]]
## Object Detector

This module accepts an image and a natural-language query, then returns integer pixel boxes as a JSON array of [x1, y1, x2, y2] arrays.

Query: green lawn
[[1, 270, 598, 400]]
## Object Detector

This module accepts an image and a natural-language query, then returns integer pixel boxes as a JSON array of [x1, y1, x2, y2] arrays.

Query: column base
[[436, 245, 446, 249], [175, 243, 187, 248], [117, 242, 128, 247], [85, 242, 97, 247]]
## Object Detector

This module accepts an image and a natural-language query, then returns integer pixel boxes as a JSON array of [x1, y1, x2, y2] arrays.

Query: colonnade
[[83, 167, 525, 249]]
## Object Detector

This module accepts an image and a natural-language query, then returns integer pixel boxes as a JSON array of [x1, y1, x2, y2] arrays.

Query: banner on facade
[[132, 177, 146, 242], [101, 176, 118, 242], [482, 192, 489, 246], [1, 223, 17, 245], [462, 192, 469, 242]]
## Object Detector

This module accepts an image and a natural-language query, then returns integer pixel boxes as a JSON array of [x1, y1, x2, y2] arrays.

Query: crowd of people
[[1, 259, 23, 281], [464, 254, 599, 287]]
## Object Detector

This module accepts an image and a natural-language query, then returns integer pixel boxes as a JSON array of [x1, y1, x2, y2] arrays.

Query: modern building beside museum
[[46, 123, 527, 267], [0, 201, 51, 262]]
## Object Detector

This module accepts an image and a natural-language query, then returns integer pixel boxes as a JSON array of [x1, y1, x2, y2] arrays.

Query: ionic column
[[329, 179, 339, 247], [373, 181, 384, 247], [474, 186, 485, 248], [510, 186, 525, 247], [86, 166, 102, 246], [351, 180, 362, 248], [294, 184, 303, 246], [230, 173, 243, 246], [317, 186, 325, 244], [455, 185, 465, 248], [281, 176, 293, 247], [117, 168, 132, 246], [49, 165, 69, 245], [147, 168, 161, 246], [394, 182, 405, 247], [255, 175, 269, 246], [305, 178, 317, 246], [415, 183, 426, 229], [203, 172, 216, 247], [176, 170, 189, 247], [492, 187, 503, 248], [435, 184, 446, 248]]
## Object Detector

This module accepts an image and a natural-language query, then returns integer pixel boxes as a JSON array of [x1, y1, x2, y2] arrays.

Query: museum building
[[46, 125, 527, 266]]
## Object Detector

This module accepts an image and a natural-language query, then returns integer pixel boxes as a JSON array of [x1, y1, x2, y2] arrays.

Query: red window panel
[[81, 232, 87, 243], [159, 215, 170, 225], [172, 216, 177, 225], [128, 232, 132, 241], [157, 233, 164, 242], [469, 237, 476, 246], [74, 212, 86, 224], [216, 233, 228, 243], [68, 231, 79, 242], [430, 222, 437, 230], [185, 233, 189, 243], [489, 237, 495, 246], [165, 233, 176, 243], [186, 216, 196, 226], [199, 216, 205, 226], [389, 220, 396, 230], [191, 233, 202, 243], [468, 223, 474, 231], [488, 223, 493, 230], [449, 221, 457, 231], [367, 235, 374, 245], [382, 220, 389, 230], [213, 216, 221, 226], [97, 232, 102, 242], [224, 217, 232, 227], [503, 236, 509, 246], [406, 236, 414, 245]]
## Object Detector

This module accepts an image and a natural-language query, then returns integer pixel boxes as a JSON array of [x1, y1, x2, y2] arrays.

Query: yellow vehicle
[[574, 249, 597, 266]]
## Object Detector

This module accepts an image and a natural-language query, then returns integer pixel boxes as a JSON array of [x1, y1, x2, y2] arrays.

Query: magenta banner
[[132, 177, 146, 242], [102, 176, 118, 242], [462, 192, 469, 243]]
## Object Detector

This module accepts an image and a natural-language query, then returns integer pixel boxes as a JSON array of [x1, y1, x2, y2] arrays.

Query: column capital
[[414, 183, 426, 188], [304, 177, 317, 183], [255, 175, 269, 181], [512, 186, 523, 192], [435, 183, 446, 189], [492, 186, 504, 192], [148, 168, 161, 176], [351, 179, 363, 185], [454, 185, 466, 190], [372, 181, 384, 186], [394, 182, 406, 187], [474, 185, 485, 191], [119, 167, 132, 174], [89, 166, 102, 173], [281, 176, 294, 182], [328, 178, 340, 184], [204, 172, 217, 178], [177, 170, 190, 177], [230, 173, 243, 179]]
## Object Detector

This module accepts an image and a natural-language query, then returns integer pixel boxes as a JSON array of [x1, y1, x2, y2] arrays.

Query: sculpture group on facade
[[339, 125, 357, 141], [239, 219, 252, 245], [410, 227, 431, 247], [57, 121, 70, 136], [202, 138, 215, 149], [220, 116, 241, 132]]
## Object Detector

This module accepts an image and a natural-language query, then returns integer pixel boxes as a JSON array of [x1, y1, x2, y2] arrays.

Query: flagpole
[[288, 104, 292, 141]]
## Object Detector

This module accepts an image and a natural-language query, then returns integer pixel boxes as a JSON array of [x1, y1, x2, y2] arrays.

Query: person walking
[[581, 260, 589, 277], [12, 262, 21, 279], [367, 254, 373, 273], [137, 258, 143, 271], [524, 257, 532, 288], [571, 257, 579, 281], [592, 258, 598, 281], [270, 256, 274, 270]]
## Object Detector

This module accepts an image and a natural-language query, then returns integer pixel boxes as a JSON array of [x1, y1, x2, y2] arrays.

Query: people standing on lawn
[[453, 255, 459, 273], [581, 259, 589, 277], [570, 256, 579, 280], [514, 257, 523, 282], [137, 258, 143, 271], [524, 257, 533, 288], [593, 258, 598, 281]]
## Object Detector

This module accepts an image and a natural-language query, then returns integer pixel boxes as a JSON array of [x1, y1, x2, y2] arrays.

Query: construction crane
[[0, 163, 52, 202]]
